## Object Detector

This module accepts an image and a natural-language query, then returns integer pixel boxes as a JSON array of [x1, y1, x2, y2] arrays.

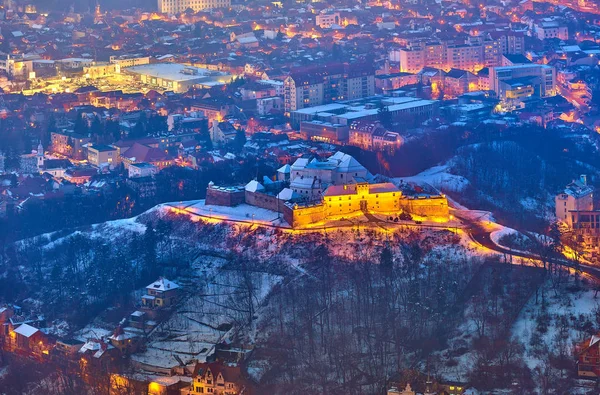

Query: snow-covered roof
[[79, 339, 114, 358], [14, 323, 39, 338], [328, 151, 365, 173], [277, 164, 291, 174], [290, 157, 310, 171], [245, 180, 265, 192], [277, 188, 299, 201], [290, 177, 318, 189], [262, 176, 274, 185], [109, 330, 138, 342], [146, 278, 180, 292]]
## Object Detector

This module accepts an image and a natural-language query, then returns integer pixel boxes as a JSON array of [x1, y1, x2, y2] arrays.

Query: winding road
[[455, 211, 600, 283]]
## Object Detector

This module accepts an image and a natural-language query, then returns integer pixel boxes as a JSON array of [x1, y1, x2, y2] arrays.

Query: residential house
[[51, 131, 90, 160], [349, 121, 402, 151], [120, 143, 174, 170], [555, 175, 594, 227], [184, 362, 249, 395], [79, 339, 119, 382], [141, 278, 180, 309], [87, 144, 119, 168], [9, 323, 48, 355], [64, 168, 98, 184], [577, 334, 600, 378], [444, 69, 478, 97], [108, 326, 141, 354], [128, 162, 157, 178], [210, 121, 239, 146]]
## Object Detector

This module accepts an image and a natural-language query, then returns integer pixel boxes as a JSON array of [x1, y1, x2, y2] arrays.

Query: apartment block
[[489, 64, 556, 102], [157, 0, 230, 14], [283, 63, 375, 113]]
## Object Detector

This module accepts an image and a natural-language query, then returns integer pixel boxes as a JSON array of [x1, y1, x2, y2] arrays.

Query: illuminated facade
[[489, 64, 556, 103], [51, 131, 91, 160], [316, 12, 341, 28], [157, 0, 231, 13], [283, 183, 450, 228], [87, 144, 119, 167], [555, 176, 600, 255], [534, 21, 568, 41], [206, 152, 449, 228], [283, 63, 375, 113], [289, 152, 369, 200], [186, 363, 245, 395], [300, 121, 349, 144]]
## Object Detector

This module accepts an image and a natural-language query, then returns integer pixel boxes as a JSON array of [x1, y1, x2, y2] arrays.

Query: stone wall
[[205, 187, 245, 207], [399, 195, 449, 219], [283, 203, 327, 228], [245, 190, 283, 212]]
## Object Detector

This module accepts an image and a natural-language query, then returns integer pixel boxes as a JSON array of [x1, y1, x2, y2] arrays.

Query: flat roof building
[[290, 97, 437, 127], [124, 63, 233, 93]]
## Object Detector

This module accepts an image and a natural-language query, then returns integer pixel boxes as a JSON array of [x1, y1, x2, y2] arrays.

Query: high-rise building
[[489, 64, 556, 102], [555, 176, 594, 226], [157, 0, 230, 14], [283, 63, 375, 114]]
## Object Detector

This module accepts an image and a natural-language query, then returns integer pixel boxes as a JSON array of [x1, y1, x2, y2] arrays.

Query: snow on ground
[[396, 165, 470, 193], [437, 317, 478, 382], [95, 216, 147, 235], [512, 282, 600, 370], [74, 326, 113, 342], [132, 252, 284, 371], [520, 197, 540, 212], [172, 200, 288, 226], [490, 227, 518, 247]]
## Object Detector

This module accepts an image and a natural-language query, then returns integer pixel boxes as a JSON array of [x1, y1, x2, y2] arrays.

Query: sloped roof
[[122, 143, 172, 163], [277, 188, 299, 201], [14, 323, 39, 338], [277, 164, 291, 174], [146, 277, 179, 291], [328, 151, 365, 173], [245, 180, 265, 192]]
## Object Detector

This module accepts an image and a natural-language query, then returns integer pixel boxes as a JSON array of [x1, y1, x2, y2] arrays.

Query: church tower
[[36, 141, 44, 171], [94, 2, 102, 24]]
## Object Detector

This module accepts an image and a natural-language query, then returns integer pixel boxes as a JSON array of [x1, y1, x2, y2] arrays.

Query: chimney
[[580, 174, 587, 185]]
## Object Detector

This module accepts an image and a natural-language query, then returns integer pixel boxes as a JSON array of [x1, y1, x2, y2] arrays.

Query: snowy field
[[131, 252, 284, 371], [396, 164, 470, 193], [171, 200, 287, 226], [513, 282, 600, 370]]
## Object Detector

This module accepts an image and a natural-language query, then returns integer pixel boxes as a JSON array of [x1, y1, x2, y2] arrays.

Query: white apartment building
[[284, 63, 375, 113], [534, 21, 568, 41], [489, 64, 556, 101], [110, 55, 151, 73], [399, 43, 485, 73], [157, 0, 230, 13], [0, 54, 37, 78], [555, 176, 594, 226], [316, 12, 341, 28]]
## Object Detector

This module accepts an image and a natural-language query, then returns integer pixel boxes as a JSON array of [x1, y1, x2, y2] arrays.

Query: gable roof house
[[120, 142, 174, 170]]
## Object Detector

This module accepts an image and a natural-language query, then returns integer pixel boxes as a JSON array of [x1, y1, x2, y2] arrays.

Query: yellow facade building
[[284, 181, 449, 228]]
